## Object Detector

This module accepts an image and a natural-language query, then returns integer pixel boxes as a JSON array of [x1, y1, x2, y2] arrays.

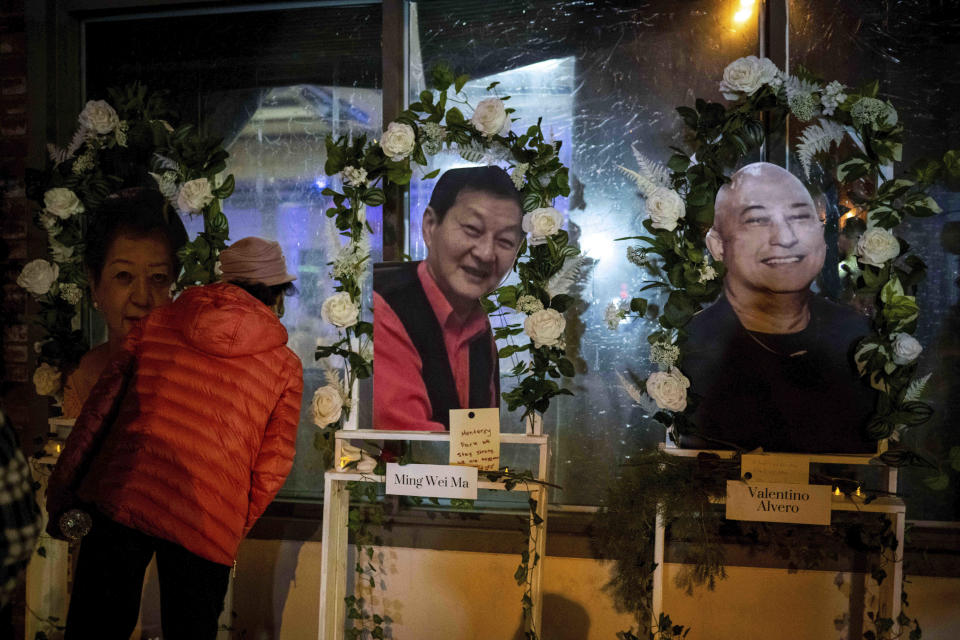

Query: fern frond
[[458, 141, 485, 164], [904, 373, 931, 402], [618, 165, 660, 199], [796, 118, 846, 178], [546, 254, 589, 298], [631, 143, 671, 188]]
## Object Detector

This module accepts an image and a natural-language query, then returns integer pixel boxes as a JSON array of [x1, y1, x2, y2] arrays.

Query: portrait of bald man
[[680, 162, 877, 453], [373, 166, 523, 431]]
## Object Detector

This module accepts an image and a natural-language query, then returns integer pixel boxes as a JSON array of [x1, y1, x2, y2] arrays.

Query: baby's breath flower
[[649, 341, 680, 368], [517, 294, 544, 314]]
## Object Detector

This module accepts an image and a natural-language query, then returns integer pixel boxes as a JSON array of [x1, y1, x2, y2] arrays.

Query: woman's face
[[92, 232, 176, 341]]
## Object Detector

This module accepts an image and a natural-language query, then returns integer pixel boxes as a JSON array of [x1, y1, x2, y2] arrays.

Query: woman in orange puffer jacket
[[47, 237, 303, 640]]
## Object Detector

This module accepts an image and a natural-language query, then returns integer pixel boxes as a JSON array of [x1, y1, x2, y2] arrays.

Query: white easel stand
[[652, 448, 904, 635], [318, 429, 550, 639]]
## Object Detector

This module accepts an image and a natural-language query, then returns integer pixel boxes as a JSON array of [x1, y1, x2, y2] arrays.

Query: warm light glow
[[855, 486, 862, 497], [733, 0, 755, 24], [833, 487, 841, 496], [339, 456, 351, 469]]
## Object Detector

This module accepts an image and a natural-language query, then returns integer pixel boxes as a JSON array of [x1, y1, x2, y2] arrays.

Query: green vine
[[595, 450, 924, 639], [339, 462, 554, 640]]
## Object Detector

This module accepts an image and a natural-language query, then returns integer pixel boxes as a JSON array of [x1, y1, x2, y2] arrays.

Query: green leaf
[[486, 81, 500, 91], [423, 168, 441, 180], [667, 153, 690, 173], [445, 107, 465, 125], [557, 358, 575, 377], [629, 297, 648, 315], [361, 188, 386, 206], [923, 472, 949, 491], [429, 63, 455, 91], [454, 74, 470, 94]]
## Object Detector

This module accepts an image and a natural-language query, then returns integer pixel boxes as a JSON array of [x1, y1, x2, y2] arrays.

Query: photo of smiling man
[[680, 162, 877, 453], [373, 166, 523, 431]]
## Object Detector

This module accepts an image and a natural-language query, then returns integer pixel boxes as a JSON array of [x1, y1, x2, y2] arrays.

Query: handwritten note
[[449, 408, 500, 471]]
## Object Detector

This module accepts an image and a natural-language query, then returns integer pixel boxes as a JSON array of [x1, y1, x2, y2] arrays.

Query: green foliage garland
[[21, 84, 232, 400], [312, 63, 578, 435], [599, 56, 957, 639]]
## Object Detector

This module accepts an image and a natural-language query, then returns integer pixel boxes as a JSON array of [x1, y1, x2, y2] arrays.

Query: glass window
[[790, 0, 960, 521], [409, 0, 760, 505], [84, 3, 383, 500]]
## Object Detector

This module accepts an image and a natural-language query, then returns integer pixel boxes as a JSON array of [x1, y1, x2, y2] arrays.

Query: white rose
[[645, 368, 690, 412], [470, 97, 509, 137], [380, 122, 416, 161], [646, 187, 685, 231], [522, 207, 564, 246], [321, 291, 360, 328], [524, 308, 566, 349], [33, 362, 62, 397], [17, 259, 59, 296], [312, 384, 343, 427], [78, 100, 120, 135], [719, 56, 779, 99], [176, 178, 214, 214], [43, 187, 84, 220], [856, 228, 900, 267], [891, 333, 922, 365]]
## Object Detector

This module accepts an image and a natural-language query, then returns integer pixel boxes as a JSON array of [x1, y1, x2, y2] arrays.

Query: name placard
[[726, 481, 831, 525], [385, 463, 478, 500], [449, 408, 500, 471], [740, 453, 809, 484]]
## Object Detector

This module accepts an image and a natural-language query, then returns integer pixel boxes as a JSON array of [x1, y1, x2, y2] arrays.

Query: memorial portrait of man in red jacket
[[373, 166, 523, 431]]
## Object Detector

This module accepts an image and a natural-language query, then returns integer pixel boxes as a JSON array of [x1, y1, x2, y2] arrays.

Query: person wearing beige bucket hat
[[48, 236, 302, 639]]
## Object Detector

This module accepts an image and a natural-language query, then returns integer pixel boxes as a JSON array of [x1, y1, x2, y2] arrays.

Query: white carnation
[[645, 367, 690, 412], [522, 207, 564, 246], [176, 178, 214, 214], [33, 362, 62, 398], [312, 384, 344, 427], [645, 187, 685, 231], [891, 333, 922, 366], [524, 308, 566, 349], [719, 56, 780, 100], [470, 97, 510, 137], [78, 100, 120, 135], [43, 187, 84, 220], [321, 292, 360, 328], [856, 228, 900, 267], [380, 122, 416, 161], [17, 259, 59, 296]]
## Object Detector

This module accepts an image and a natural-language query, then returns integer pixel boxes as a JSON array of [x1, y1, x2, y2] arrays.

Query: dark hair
[[228, 281, 298, 308], [84, 188, 189, 285], [427, 166, 523, 222]]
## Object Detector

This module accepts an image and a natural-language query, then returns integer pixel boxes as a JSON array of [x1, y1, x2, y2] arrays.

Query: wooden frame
[[318, 429, 550, 639], [651, 448, 905, 635]]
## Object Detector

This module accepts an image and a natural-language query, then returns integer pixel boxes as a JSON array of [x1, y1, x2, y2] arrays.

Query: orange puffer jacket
[[47, 282, 303, 565]]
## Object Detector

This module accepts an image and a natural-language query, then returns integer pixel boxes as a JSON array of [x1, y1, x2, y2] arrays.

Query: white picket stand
[[651, 447, 905, 635], [318, 429, 550, 639]]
